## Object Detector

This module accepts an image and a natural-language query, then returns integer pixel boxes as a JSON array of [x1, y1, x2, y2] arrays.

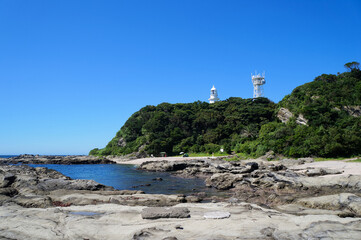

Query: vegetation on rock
[[90, 63, 361, 158]]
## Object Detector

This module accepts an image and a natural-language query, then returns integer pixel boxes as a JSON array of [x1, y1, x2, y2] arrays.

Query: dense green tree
[[344, 61, 360, 71], [91, 97, 276, 156]]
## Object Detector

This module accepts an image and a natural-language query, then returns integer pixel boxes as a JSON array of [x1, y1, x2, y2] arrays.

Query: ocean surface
[[0, 155, 17, 158], [1, 155, 225, 196], [27, 163, 223, 196]]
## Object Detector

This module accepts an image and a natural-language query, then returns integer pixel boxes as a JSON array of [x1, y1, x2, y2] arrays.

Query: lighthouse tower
[[208, 85, 220, 103], [252, 72, 266, 98]]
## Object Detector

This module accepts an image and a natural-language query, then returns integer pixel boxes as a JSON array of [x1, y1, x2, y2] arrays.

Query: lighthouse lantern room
[[208, 85, 220, 104]]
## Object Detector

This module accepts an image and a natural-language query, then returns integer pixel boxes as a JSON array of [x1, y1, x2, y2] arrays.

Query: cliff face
[[91, 68, 361, 158]]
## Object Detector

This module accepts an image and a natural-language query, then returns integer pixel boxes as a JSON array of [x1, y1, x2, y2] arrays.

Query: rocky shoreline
[[138, 158, 361, 216], [0, 154, 116, 164], [1, 157, 361, 239]]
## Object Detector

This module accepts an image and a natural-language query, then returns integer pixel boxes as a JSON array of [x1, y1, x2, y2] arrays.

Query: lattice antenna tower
[[251, 71, 266, 98]]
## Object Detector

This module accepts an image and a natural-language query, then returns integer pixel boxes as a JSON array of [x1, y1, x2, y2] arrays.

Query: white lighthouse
[[252, 72, 266, 98], [208, 85, 220, 103]]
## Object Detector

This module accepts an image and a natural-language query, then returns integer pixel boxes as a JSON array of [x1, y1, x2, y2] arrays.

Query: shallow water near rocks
[[28, 164, 225, 197], [69, 211, 103, 216]]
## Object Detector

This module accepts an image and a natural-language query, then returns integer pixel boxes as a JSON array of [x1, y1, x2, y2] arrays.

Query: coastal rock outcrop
[[1, 158, 361, 239], [0, 164, 114, 207], [1, 154, 116, 164], [296, 193, 361, 217], [139, 158, 361, 208], [0, 164, 201, 208], [1, 201, 361, 240]]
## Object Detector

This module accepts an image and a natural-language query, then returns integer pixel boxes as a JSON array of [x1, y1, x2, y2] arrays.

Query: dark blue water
[[28, 164, 221, 196], [0, 155, 17, 158]]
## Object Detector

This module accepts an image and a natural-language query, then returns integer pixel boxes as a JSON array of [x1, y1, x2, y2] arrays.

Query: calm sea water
[[1, 155, 225, 196], [26, 163, 221, 196], [0, 155, 17, 158]]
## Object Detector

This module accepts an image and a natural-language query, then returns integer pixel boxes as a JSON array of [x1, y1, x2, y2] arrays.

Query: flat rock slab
[[141, 207, 190, 219], [203, 211, 231, 219]]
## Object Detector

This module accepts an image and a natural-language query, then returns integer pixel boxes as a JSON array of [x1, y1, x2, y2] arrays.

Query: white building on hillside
[[208, 85, 220, 103], [252, 72, 266, 98]]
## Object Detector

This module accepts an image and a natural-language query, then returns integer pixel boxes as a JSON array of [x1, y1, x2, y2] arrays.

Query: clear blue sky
[[1, 0, 360, 155]]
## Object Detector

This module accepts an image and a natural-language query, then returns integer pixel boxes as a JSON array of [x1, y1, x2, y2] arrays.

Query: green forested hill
[[90, 97, 276, 156], [90, 65, 361, 158], [241, 67, 361, 157]]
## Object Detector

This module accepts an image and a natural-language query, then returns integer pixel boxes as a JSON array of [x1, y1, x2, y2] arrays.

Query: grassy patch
[[348, 159, 361, 162], [225, 153, 252, 161], [314, 157, 350, 162], [174, 152, 229, 157], [314, 157, 361, 162]]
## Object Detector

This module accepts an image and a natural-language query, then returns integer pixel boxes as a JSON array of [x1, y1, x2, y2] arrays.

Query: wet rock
[[141, 207, 190, 219], [152, 177, 163, 181], [185, 195, 202, 203], [37, 178, 113, 191]]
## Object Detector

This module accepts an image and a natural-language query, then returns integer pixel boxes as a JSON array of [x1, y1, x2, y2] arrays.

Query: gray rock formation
[[305, 167, 343, 176], [141, 207, 190, 219], [343, 105, 361, 117], [296, 113, 308, 125], [277, 107, 308, 125], [1, 159, 361, 239], [296, 193, 361, 217], [0, 154, 115, 164], [1, 202, 360, 240], [139, 158, 361, 209], [277, 107, 294, 123]]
